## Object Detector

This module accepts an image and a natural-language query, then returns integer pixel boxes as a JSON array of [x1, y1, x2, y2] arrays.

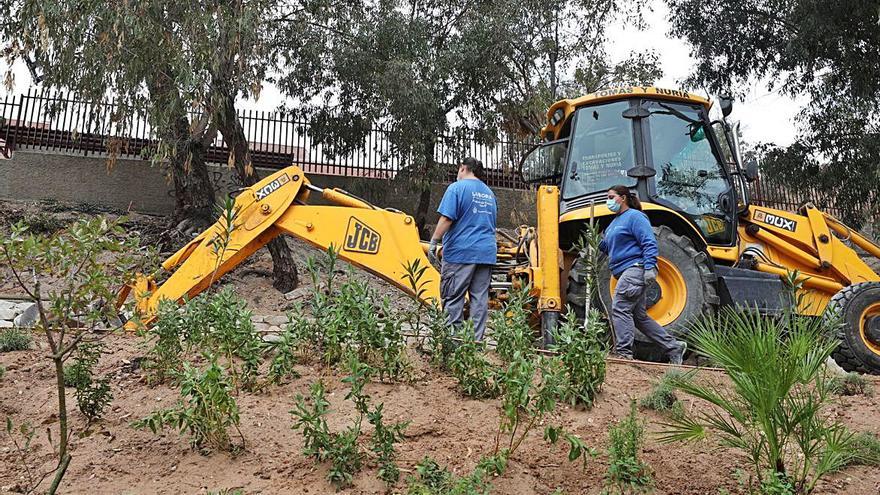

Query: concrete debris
[[283, 286, 312, 301], [264, 315, 288, 327]]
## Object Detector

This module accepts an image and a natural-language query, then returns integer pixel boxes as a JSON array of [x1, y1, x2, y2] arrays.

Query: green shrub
[[64, 343, 113, 421], [605, 401, 653, 494], [290, 360, 407, 489], [295, 248, 409, 381], [133, 356, 242, 452], [448, 328, 501, 399], [492, 287, 536, 363], [0, 328, 31, 352], [659, 305, 853, 494], [828, 372, 872, 396], [144, 288, 262, 390], [368, 402, 409, 485], [265, 313, 304, 384], [553, 308, 607, 408]]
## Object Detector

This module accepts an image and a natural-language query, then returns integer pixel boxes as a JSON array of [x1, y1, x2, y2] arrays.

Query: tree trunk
[[146, 69, 215, 226], [413, 138, 438, 239], [215, 93, 298, 292]]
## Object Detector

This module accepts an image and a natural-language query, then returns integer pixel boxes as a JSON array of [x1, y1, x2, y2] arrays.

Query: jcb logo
[[255, 174, 290, 200], [344, 218, 381, 254], [754, 210, 797, 232]]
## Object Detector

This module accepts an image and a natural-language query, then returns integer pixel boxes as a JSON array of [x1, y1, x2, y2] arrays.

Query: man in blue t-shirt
[[428, 157, 497, 341]]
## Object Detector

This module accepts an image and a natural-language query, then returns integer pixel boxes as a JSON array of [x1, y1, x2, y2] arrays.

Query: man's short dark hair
[[461, 156, 484, 177]]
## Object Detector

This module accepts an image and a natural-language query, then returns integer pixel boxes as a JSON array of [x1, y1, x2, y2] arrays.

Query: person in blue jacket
[[600, 185, 686, 364], [428, 157, 497, 341]]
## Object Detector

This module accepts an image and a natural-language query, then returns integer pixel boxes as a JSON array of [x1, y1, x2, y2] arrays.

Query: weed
[[21, 212, 67, 235], [0, 364, 5, 380], [0, 328, 32, 352], [640, 369, 688, 419], [759, 471, 796, 495], [492, 287, 536, 363], [604, 401, 653, 494], [553, 308, 607, 408], [659, 302, 853, 494], [827, 372, 872, 396], [544, 425, 599, 472], [5, 417, 47, 493], [849, 431, 880, 466], [133, 355, 242, 452], [405, 456, 492, 495]]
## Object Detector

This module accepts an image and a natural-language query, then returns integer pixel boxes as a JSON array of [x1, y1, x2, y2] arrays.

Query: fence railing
[[0, 89, 843, 217], [0, 89, 534, 189]]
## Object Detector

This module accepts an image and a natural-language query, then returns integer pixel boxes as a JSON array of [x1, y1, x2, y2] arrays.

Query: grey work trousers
[[611, 266, 679, 358], [440, 261, 492, 341]]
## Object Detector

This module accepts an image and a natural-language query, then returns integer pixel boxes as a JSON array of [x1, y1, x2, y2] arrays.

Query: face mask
[[606, 198, 621, 212]]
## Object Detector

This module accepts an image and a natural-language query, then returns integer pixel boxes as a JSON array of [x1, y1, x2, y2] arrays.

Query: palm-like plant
[[658, 304, 854, 493]]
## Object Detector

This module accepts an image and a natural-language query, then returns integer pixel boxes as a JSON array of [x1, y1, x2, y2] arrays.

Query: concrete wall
[[0, 149, 537, 228]]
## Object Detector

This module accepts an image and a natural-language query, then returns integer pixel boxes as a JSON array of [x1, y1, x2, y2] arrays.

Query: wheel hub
[[645, 280, 662, 309], [865, 316, 880, 346]]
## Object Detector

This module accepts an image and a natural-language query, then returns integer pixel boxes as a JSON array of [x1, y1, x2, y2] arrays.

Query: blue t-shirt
[[598, 209, 658, 277], [437, 178, 497, 264]]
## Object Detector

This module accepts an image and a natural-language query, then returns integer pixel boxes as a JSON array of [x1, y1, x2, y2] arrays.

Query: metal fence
[[0, 89, 534, 189], [0, 89, 841, 215], [750, 176, 846, 219]]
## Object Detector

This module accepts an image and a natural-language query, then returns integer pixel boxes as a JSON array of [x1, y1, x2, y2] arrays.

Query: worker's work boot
[[668, 341, 687, 365], [609, 352, 634, 361]]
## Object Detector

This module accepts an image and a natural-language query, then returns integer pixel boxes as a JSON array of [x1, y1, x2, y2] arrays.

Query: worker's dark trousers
[[611, 266, 679, 358], [440, 261, 492, 341]]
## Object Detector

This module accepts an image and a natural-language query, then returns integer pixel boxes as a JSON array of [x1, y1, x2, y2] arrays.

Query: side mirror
[[744, 159, 759, 182], [719, 95, 734, 118]]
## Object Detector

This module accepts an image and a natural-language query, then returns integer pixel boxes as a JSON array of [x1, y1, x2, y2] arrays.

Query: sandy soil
[[1, 199, 880, 495], [2, 335, 879, 495]]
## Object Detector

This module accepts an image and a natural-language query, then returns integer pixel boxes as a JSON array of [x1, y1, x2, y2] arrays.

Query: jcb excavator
[[120, 87, 880, 374]]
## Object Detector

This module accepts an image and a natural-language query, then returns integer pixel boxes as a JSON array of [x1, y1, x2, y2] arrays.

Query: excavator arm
[[122, 166, 441, 326]]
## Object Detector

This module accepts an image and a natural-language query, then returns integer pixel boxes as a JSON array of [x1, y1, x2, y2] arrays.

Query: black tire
[[566, 225, 718, 361], [828, 282, 880, 374], [541, 311, 559, 348]]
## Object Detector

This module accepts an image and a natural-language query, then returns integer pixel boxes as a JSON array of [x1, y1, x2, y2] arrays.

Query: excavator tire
[[829, 282, 880, 374], [566, 225, 718, 361]]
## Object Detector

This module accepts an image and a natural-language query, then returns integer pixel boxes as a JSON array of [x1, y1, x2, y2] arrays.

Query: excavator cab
[[521, 89, 741, 248]]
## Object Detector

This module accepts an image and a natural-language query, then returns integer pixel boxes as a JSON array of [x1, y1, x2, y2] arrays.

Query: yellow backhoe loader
[[119, 87, 880, 374]]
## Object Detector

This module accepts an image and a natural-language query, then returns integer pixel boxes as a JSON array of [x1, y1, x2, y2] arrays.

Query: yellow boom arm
[[123, 166, 441, 325]]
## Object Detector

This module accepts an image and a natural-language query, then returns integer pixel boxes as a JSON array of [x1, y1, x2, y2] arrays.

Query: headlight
[[550, 108, 565, 126]]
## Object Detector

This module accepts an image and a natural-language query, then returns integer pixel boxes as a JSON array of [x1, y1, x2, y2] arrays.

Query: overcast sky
[[2, 1, 804, 147]]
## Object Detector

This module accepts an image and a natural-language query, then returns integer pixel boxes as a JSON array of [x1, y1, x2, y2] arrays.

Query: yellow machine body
[[121, 86, 880, 373]]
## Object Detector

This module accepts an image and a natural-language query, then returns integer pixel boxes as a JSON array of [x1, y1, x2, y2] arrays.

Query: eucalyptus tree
[[0, 0, 300, 289]]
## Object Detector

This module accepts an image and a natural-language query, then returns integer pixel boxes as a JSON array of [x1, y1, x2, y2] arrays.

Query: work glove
[[644, 267, 658, 284], [427, 239, 440, 266]]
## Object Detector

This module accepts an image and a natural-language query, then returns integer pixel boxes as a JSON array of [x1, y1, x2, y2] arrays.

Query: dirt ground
[[1, 199, 880, 494]]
